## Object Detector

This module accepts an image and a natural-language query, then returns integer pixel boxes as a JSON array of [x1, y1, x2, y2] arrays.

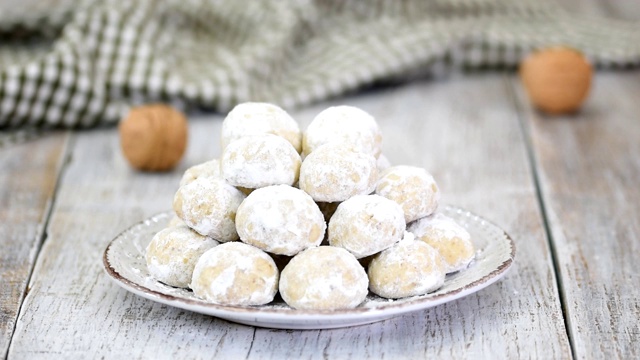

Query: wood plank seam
[[506, 75, 577, 360], [244, 328, 257, 359], [3, 132, 75, 360]]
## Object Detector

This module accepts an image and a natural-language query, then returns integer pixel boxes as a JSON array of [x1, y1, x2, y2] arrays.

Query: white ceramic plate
[[103, 206, 515, 330]]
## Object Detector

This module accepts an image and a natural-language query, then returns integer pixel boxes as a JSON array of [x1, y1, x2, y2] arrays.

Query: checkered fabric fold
[[1, 0, 640, 128]]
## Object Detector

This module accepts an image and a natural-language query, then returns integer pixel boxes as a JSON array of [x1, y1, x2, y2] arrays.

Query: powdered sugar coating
[[328, 195, 405, 258], [236, 185, 326, 256], [145, 226, 218, 288], [368, 232, 445, 299], [221, 102, 302, 153], [191, 242, 279, 306], [408, 213, 475, 273], [302, 105, 382, 157], [222, 134, 301, 189], [179, 159, 221, 187], [376, 165, 440, 223], [279, 246, 368, 310], [173, 177, 246, 242], [299, 143, 377, 202]]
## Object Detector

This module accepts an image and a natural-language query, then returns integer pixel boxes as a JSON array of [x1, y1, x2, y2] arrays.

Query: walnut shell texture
[[520, 47, 592, 115], [119, 104, 188, 171]]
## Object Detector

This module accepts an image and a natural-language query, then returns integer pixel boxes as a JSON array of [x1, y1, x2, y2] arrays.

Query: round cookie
[[368, 232, 445, 299], [375, 165, 440, 223], [173, 177, 246, 242], [408, 213, 475, 273], [236, 185, 326, 256], [179, 159, 221, 187], [191, 242, 279, 306], [328, 194, 405, 258], [279, 246, 368, 310], [299, 143, 377, 202], [221, 134, 301, 189], [302, 105, 382, 157], [221, 102, 301, 153], [145, 226, 218, 288]]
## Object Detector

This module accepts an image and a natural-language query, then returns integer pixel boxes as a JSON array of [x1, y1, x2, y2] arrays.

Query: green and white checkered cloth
[[1, 0, 639, 128]]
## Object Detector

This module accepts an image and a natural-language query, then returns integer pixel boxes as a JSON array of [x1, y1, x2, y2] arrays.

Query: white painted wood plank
[[9, 75, 570, 359], [0, 132, 68, 358], [516, 72, 640, 359], [6, 120, 256, 359]]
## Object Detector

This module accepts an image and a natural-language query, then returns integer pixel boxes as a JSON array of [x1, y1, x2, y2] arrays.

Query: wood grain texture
[[0, 132, 69, 358], [515, 72, 640, 359], [9, 75, 571, 359], [6, 121, 257, 359]]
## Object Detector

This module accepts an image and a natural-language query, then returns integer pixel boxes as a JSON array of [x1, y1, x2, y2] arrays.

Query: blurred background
[[1, 0, 639, 129]]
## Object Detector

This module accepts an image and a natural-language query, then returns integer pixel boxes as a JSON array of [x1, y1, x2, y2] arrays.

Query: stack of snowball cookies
[[145, 103, 476, 310]]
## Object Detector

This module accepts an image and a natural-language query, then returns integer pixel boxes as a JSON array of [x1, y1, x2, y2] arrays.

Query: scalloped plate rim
[[102, 205, 515, 329]]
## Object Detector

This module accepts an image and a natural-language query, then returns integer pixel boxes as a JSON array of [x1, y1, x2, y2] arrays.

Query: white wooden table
[[2, 69, 639, 359]]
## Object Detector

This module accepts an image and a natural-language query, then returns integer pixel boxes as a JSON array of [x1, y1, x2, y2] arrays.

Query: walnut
[[520, 47, 593, 115], [119, 104, 188, 171]]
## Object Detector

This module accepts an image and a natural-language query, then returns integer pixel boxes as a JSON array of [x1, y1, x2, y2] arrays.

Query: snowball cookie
[[279, 246, 368, 310], [368, 232, 445, 299], [299, 144, 377, 202], [221, 134, 301, 189], [375, 165, 440, 223], [173, 177, 246, 242], [221, 102, 302, 153], [302, 105, 382, 157], [328, 195, 405, 258], [191, 242, 279, 306], [179, 159, 221, 187], [145, 226, 218, 288], [408, 213, 475, 273], [236, 185, 326, 256]]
